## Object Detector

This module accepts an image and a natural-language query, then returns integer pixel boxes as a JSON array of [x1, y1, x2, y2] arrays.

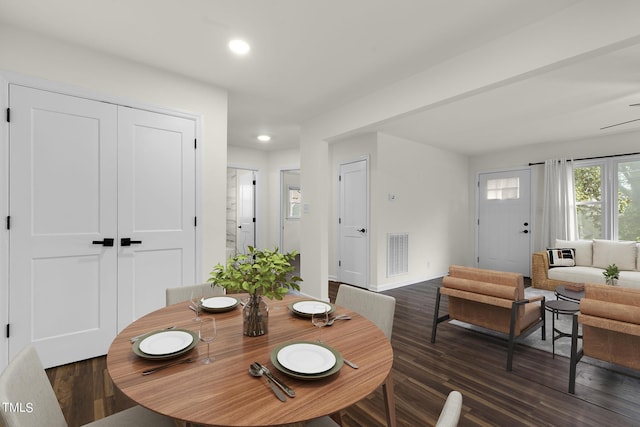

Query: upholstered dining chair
[[307, 284, 397, 427], [435, 391, 463, 427], [0, 345, 177, 427], [166, 282, 225, 306], [306, 389, 462, 427]]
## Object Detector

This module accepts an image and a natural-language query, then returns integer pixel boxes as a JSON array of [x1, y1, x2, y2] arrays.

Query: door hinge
[[477, 256, 480, 263], [338, 218, 341, 224], [5, 216, 10, 230], [194, 216, 197, 227], [253, 217, 256, 223], [338, 260, 341, 267], [6, 108, 10, 123], [252, 180, 256, 186], [5, 324, 9, 338], [338, 175, 341, 182]]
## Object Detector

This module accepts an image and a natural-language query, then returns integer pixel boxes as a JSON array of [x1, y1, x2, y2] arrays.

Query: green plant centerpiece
[[208, 246, 302, 336], [603, 263, 620, 286]]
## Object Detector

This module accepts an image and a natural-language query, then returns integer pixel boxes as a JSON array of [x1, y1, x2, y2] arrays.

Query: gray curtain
[[540, 158, 578, 248]]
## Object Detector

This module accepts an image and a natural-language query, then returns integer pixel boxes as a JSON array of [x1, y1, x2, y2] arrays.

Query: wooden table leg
[[382, 371, 396, 427]]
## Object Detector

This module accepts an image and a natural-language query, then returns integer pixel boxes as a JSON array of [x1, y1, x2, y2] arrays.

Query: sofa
[[431, 265, 545, 371], [569, 283, 640, 393], [532, 239, 640, 290]]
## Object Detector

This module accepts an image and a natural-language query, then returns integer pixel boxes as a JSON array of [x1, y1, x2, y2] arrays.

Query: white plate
[[277, 343, 337, 374], [292, 301, 332, 315], [138, 330, 194, 356], [201, 296, 238, 309]]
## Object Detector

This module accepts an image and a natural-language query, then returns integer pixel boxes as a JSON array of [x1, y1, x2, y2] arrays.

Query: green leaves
[[208, 246, 302, 300]]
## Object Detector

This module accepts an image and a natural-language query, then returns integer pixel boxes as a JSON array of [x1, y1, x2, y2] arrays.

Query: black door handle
[[522, 230, 529, 234], [358, 228, 366, 233], [121, 238, 142, 247], [92, 238, 114, 247]]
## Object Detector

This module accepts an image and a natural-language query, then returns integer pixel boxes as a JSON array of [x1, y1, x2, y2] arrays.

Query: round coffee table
[[544, 299, 581, 358], [555, 285, 585, 303]]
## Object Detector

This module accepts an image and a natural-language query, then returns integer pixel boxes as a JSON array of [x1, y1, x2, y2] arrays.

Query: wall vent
[[387, 233, 409, 277]]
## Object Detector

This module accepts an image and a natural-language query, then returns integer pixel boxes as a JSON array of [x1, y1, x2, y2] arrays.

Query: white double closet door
[[8, 85, 196, 368]]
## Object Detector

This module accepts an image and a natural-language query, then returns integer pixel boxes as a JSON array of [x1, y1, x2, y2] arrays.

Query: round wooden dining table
[[106, 293, 395, 426]]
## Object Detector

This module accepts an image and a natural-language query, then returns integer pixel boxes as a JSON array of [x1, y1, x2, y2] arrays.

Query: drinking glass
[[190, 288, 203, 322], [199, 317, 217, 364], [311, 304, 329, 343]]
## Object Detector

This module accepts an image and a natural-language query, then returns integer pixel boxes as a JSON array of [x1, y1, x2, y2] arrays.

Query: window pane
[[617, 161, 640, 241], [486, 177, 519, 200], [574, 165, 602, 239], [576, 204, 602, 239]]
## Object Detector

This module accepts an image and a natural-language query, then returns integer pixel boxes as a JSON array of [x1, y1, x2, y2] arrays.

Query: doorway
[[226, 168, 256, 257], [477, 168, 531, 276]]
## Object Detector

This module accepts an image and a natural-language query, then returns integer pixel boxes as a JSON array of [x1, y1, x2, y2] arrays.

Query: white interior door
[[117, 107, 196, 330], [478, 169, 531, 276], [8, 85, 118, 368], [338, 159, 369, 288], [236, 169, 256, 255], [281, 170, 300, 253]]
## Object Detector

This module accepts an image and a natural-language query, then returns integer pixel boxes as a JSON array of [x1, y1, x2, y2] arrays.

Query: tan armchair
[[431, 265, 545, 371], [569, 284, 640, 393]]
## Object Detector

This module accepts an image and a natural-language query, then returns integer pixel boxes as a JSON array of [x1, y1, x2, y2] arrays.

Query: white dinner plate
[[276, 342, 337, 374], [201, 296, 238, 309], [138, 330, 194, 356], [291, 301, 332, 315]]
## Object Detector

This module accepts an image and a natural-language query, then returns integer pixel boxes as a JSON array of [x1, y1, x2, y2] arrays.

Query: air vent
[[387, 233, 409, 277]]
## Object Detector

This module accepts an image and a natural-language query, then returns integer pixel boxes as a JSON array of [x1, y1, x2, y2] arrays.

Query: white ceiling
[[2, 0, 640, 155]]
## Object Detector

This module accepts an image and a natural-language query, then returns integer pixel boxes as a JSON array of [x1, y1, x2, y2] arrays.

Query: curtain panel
[[540, 158, 578, 248]]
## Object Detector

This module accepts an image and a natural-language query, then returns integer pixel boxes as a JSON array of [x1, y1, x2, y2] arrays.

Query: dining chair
[[165, 282, 225, 306], [435, 391, 463, 427], [0, 345, 177, 427], [307, 284, 397, 427]]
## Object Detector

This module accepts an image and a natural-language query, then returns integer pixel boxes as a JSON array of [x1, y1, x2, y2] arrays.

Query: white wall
[[375, 133, 470, 289]]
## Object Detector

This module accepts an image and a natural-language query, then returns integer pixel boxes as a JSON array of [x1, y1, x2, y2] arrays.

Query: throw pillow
[[547, 248, 576, 267], [592, 239, 636, 271], [555, 239, 593, 266]]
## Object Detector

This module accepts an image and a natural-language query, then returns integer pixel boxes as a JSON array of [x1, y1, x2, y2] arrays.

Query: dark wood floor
[[45, 279, 640, 426]]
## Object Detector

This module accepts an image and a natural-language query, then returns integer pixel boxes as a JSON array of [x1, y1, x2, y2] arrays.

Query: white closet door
[[8, 85, 118, 368], [116, 107, 196, 330]]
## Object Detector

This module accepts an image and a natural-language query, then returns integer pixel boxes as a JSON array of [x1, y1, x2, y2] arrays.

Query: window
[[287, 186, 301, 218], [574, 155, 640, 241], [486, 177, 519, 200]]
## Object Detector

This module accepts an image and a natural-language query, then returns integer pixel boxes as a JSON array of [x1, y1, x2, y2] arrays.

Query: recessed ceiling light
[[228, 39, 250, 55], [257, 135, 271, 142]]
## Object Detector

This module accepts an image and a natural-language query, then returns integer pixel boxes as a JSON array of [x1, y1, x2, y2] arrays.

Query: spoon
[[249, 364, 287, 401], [326, 314, 351, 326]]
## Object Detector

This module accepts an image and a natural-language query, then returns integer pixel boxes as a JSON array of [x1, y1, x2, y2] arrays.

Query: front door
[[338, 159, 369, 288], [8, 85, 119, 367], [477, 169, 531, 276]]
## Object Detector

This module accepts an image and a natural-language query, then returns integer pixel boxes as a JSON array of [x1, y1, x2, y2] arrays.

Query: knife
[[255, 362, 296, 397], [264, 375, 287, 401]]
